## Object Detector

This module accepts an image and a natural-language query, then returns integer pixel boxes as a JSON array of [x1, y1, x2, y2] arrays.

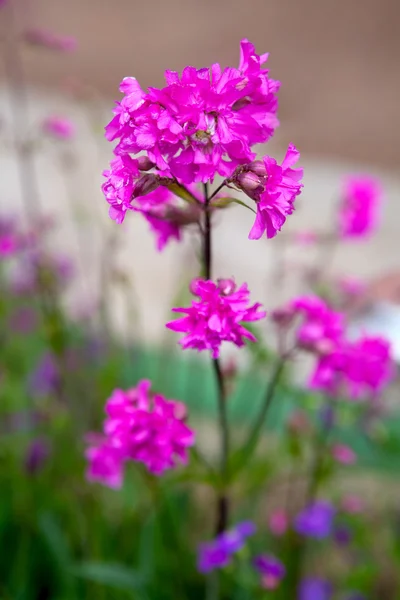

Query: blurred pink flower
[[268, 509, 288, 536], [294, 230, 318, 245], [339, 175, 383, 239], [42, 116, 75, 140], [338, 275, 367, 297], [86, 380, 194, 486], [166, 278, 266, 358], [24, 28, 77, 52], [331, 444, 357, 465], [0, 234, 18, 257], [341, 495, 364, 514]]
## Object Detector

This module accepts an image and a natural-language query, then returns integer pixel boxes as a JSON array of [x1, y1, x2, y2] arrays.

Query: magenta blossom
[[290, 295, 344, 353], [0, 234, 18, 257], [231, 144, 303, 239], [339, 175, 382, 239], [268, 509, 288, 536], [42, 116, 75, 140], [105, 40, 279, 184], [166, 278, 266, 358], [85, 380, 194, 486], [331, 443, 357, 465]]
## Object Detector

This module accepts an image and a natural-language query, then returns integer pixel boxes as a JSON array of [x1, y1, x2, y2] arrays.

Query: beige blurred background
[[0, 0, 399, 344]]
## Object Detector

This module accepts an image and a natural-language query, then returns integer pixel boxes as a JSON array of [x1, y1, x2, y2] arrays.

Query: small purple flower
[[299, 578, 332, 600], [294, 501, 335, 539], [25, 438, 50, 475], [29, 353, 60, 397], [333, 524, 352, 546], [197, 521, 256, 573], [253, 554, 285, 589]]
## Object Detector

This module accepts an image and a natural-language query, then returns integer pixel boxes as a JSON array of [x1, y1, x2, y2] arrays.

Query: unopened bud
[[217, 278, 236, 295], [137, 156, 155, 171], [247, 160, 267, 178], [271, 307, 294, 327], [134, 173, 159, 197], [236, 170, 263, 193]]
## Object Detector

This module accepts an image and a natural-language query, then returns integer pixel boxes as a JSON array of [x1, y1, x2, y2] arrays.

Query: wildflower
[[338, 275, 366, 297], [0, 233, 18, 257], [231, 144, 303, 239], [166, 278, 266, 358], [331, 443, 356, 465], [85, 380, 194, 486], [268, 509, 288, 536], [29, 353, 60, 397], [333, 524, 352, 546], [42, 116, 75, 140], [340, 495, 364, 514], [253, 554, 285, 589], [105, 40, 279, 185], [197, 521, 255, 573], [290, 295, 344, 352], [24, 28, 77, 52], [294, 501, 335, 539], [339, 175, 382, 239], [299, 578, 332, 600], [24, 438, 51, 475]]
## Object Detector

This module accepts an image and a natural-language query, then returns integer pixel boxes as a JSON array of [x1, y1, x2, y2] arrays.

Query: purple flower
[[333, 524, 352, 546], [85, 380, 195, 487], [197, 521, 256, 573], [253, 554, 285, 589], [166, 278, 266, 358], [24, 438, 51, 475], [29, 353, 60, 397], [299, 578, 332, 600], [294, 501, 335, 539]]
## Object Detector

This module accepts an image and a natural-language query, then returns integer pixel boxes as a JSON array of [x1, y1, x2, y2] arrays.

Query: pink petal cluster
[[24, 28, 77, 52], [290, 295, 344, 352], [232, 143, 303, 239], [339, 175, 383, 239], [85, 380, 195, 488], [268, 509, 288, 536], [331, 443, 357, 465], [166, 278, 266, 358], [42, 116, 75, 140], [105, 40, 279, 185]]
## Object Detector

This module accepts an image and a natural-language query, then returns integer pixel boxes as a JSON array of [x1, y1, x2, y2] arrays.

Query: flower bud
[[236, 170, 263, 192], [217, 278, 236, 295], [271, 307, 294, 327], [137, 155, 155, 171], [134, 173, 159, 197], [247, 160, 267, 178]]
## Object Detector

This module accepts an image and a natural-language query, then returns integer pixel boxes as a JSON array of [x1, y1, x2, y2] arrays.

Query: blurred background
[[1, 0, 400, 344]]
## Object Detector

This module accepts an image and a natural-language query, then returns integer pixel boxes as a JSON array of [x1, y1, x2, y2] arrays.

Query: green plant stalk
[[203, 183, 230, 535]]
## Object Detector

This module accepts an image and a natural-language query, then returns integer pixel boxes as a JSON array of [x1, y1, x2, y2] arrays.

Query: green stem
[[203, 183, 230, 535]]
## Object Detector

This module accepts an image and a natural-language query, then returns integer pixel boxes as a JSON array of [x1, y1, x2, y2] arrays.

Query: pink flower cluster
[[339, 175, 382, 239], [285, 295, 393, 400], [42, 116, 75, 140], [86, 380, 195, 488], [166, 278, 266, 358], [103, 39, 303, 241]]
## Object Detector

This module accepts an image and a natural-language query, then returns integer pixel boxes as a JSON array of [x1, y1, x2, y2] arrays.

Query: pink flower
[[331, 444, 357, 465], [341, 495, 364, 514], [268, 509, 288, 536], [24, 28, 77, 52], [85, 438, 124, 489], [105, 40, 279, 184], [290, 295, 344, 352], [310, 335, 393, 400], [295, 231, 318, 246], [166, 279, 266, 358], [0, 234, 18, 257], [85, 380, 194, 486], [339, 175, 382, 239], [338, 276, 367, 297], [42, 116, 75, 140], [232, 144, 303, 239]]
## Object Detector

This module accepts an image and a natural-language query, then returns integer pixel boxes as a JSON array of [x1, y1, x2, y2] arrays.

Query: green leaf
[[70, 562, 146, 593], [167, 182, 200, 204], [210, 197, 256, 214]]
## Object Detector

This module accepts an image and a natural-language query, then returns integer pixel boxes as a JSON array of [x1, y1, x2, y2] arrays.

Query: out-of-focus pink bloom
[[0, 234, 18, 257], [268, 509, 288, 536], [339, 175, 383, 239], [85, 380, 194, 486], [85, 437, 124, 489], [294, 231, 318, 246], [338, 276, 367, 297], [105, 39, 279, 184], [9, 307, 38, 333], [290, 295, 344, 352], [232, 144, 303, 239], [166, 278, 266, 358], [42, 116, 75, 140], [310, 335, 393, 400], [341, 495, 364, 514], [24, 28, 77, 52], [331, 444, 357, 465]]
